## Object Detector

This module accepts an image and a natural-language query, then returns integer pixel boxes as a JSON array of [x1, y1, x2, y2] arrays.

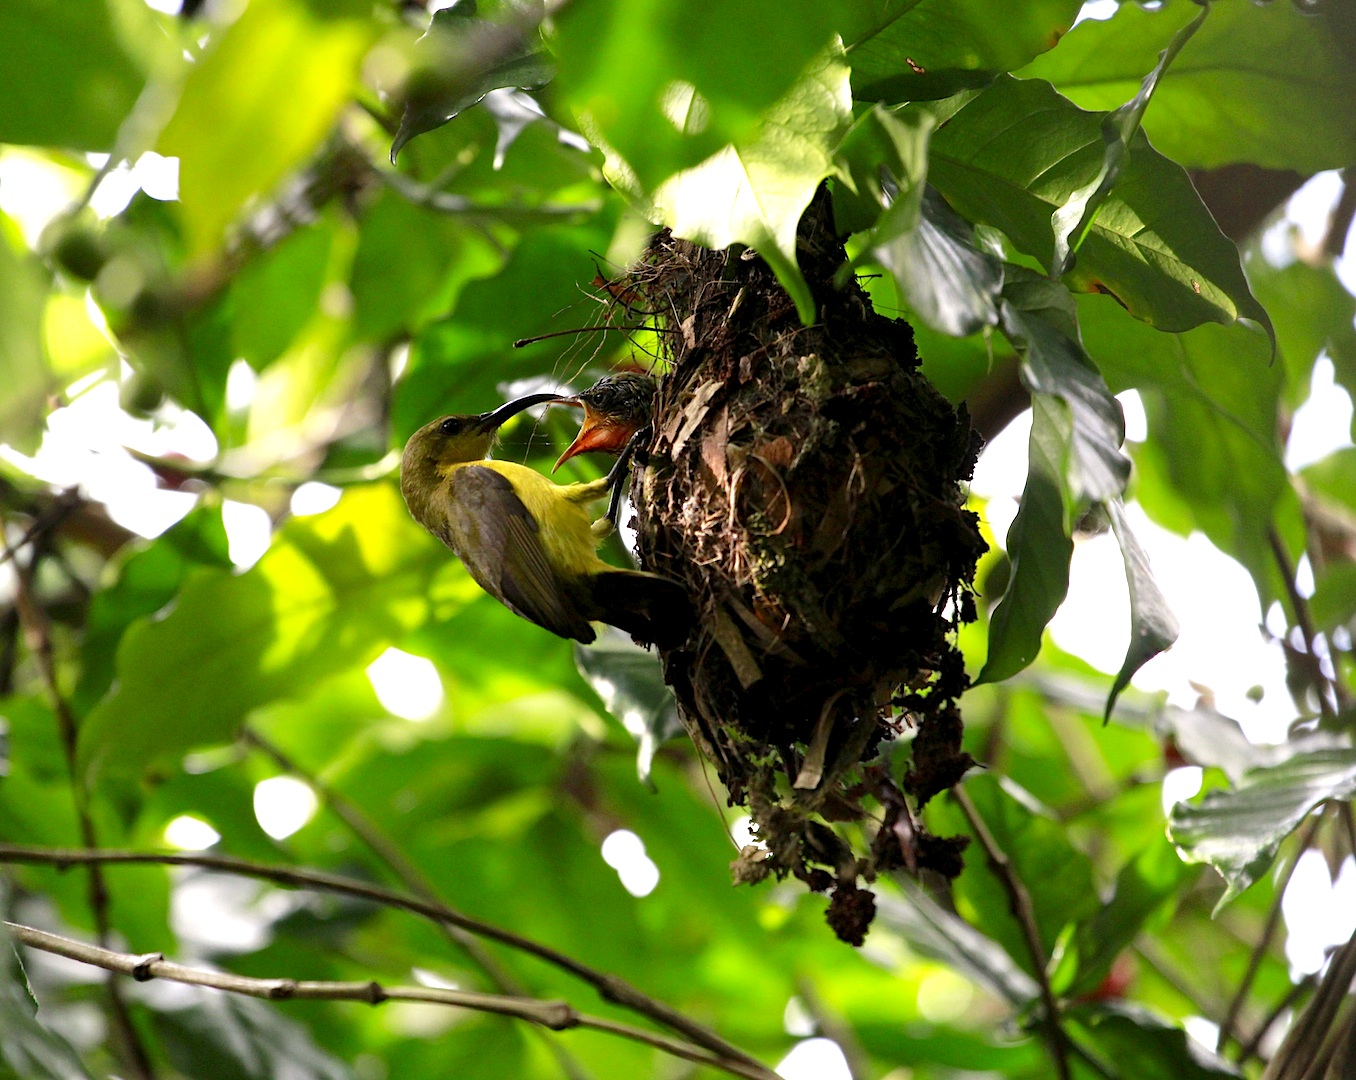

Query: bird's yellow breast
[[468, 460, 611, 579]]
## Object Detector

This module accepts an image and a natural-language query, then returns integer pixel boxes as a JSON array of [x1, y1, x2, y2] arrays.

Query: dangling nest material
[[619, 191, 987, 945]]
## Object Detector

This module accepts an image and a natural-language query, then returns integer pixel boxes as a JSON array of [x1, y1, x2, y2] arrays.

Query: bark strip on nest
[[619, 192, 987, 945]]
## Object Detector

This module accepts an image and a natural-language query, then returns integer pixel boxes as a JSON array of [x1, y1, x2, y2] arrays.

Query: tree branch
[[3, 920, 776, 1080], [0, 842, 767, 1074], [6, 535, 156, 1080], [953, 785, 1071, 1080], [241, 729, 594, 1080]]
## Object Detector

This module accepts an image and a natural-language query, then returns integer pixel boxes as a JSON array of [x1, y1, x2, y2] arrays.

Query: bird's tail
[[591, 570, 693, 649]]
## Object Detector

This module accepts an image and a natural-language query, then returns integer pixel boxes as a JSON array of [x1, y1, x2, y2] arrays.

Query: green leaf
[[1050, 2, 1209, 277], [575, 633, 682, 788], [925, 75, 1273, 339], [555, 0, 840, 191], [1067, 1001, 1242, 1079], [78, 485, 452, 783], [1078, 293, 1299, 607], [72, 504, 233, 717], [1104, 499, 1179, 723], [936, 775, 1101, 974], [833, 105, 931, 241], [876, 882, 1039, 1008], [601, 45, 852, 324], [847, 0, 1084, 102], [153, 991, 354, 1080], [0, 215, 52, 454], [977, 393, 1074, 684], [158, 0, 372, 257], [0, 0, 146, 151], [1053, 837, 1196, 999], [1169, 747, 1356, 909], [1000, 276, 1130, 505], [1247, 256, 1356, 411], [390, 2, 553, 164], [0, 942, 94, 1080], [1019, 0, 1356, 172], [230, 220, 334, 371]]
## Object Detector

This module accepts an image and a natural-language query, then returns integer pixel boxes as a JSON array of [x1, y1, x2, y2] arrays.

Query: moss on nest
[[617, 192, 987, 944]]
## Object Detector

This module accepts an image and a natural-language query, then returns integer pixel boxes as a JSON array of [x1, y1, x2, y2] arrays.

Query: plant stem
[[953, 785, 1071, 1080]]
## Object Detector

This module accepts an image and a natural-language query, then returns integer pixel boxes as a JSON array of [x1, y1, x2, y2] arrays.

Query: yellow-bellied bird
[[400, 393, 689, 647]]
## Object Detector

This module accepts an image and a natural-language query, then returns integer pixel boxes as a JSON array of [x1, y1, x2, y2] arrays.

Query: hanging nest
[[616, 191, 987, 945]]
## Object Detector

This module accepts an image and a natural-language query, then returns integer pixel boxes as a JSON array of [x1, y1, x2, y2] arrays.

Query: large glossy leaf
[[1049, 2, 1208, 277], [1020, 0, 1356, 172], [925, 75, 1273, 339], [158, 0, 372, 257], [555, 0, 840, 191], [602, 46, 852, 324], [0, 0, 145, 151], [977, 393, 1074, 684], [78, 485, 455, 782], [1169, 746, 1356, 909], [848, 0, 1084, 102], [1001, 275, 1129, 505], [1078, 293, 1301, 607]]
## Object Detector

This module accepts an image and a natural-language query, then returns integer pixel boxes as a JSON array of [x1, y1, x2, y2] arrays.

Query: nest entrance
[[619, 193, 987, 944]]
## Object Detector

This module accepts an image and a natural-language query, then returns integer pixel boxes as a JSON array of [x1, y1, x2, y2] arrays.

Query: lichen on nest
[[614, 192, 988, 945]]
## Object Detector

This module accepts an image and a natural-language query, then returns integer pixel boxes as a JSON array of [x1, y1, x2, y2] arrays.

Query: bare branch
[[954, 785, 1071, 1080], [0, 842, 766, 1074], [4, 921, 777, 1080]]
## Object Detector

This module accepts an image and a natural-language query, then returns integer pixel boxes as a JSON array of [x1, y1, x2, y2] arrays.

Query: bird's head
[[552, 372, 657, 472], [402, 393, 559, 481]]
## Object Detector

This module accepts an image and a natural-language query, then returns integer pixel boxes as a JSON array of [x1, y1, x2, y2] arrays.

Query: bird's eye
[[439, 417, 462, 435]]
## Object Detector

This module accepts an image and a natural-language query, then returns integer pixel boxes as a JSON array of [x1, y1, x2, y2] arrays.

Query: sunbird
[[400, 393, 689, 647]]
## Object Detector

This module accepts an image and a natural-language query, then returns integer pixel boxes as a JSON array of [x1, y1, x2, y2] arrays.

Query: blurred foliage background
[[2, 0, 1356, 1077]]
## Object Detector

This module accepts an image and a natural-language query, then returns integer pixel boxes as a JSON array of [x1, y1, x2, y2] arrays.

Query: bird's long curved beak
[[474, 392, 563, 434]]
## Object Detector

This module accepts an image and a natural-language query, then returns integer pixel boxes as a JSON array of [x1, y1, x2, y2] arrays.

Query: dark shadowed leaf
[[0, 943, 94, 1080], [575, 633, 683, 787], [1067, 1001, 1242, 1079], [1169, 747, 1356, 909], [1053, 837, 1196, 999], [977, 394, 1074, 684], [848, 0, 1084, 102], [1104, 499, 1179, 722], [926, 76, 1273, 340], [152, 988, 354, 1080], [1001, 276, 1130, 505], [1050, 3, 1208, 277]]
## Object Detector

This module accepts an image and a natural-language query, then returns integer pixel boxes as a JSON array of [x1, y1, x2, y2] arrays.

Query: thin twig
[[6, 538, 156, 1080], [1238, 975, 1315, 1065], [1218, 812, 1324, 1052], [953, 785, 1071, 1080], [0, 842, 765, 1073], [1269, 528, 1348, 716], [3, 921, 776, 1080], [241, 731, 593, 1080]]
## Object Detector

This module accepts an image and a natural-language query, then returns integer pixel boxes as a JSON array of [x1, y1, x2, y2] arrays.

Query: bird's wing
[[443, 465, 596, 642]]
